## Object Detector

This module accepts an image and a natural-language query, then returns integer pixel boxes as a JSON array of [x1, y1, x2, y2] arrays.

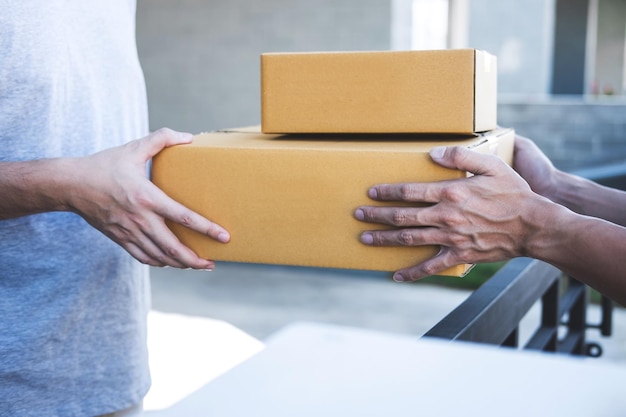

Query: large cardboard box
[[152, 127, 514, 276], [261, 49, 497, 135]]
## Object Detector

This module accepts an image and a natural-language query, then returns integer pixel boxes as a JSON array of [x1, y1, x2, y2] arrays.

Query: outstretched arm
[[0, 128, 230, 270], [355, 143, 626, 306], [514, 135, 626, 227]]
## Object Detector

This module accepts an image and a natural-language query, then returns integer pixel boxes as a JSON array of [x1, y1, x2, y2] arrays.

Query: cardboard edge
[[261, 49, 496, 135], [156, 127, 515, 278], [472, 49, 477, 132], [215, 126, 482, 141], [473, 50, 498, 133], [260, 54, 270, 133]]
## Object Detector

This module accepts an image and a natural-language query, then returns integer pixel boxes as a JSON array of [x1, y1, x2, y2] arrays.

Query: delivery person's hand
[[354, 145, 543, 281], [67, 128, 230, 269], [512, 135, 559, 199], [354, 139, 626, 306]]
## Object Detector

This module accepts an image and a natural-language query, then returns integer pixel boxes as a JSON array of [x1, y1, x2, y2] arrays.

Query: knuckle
[[445, 212, 466, 228], [125, 138, 142, 151], [456, 250, 473, 264], [128, 189, 153, 210], [448, 146, 466, 164], [440, 185, 465, 203], [398, 230, 415, 246], [391, 209, 409, 226], [399, 184, 416, 201], [154, 127, 173, 137], [447, 233, 466, 246], [420, 263, 440, 277], [371, 232, 386, 246], [205, 222, 219, 235], [132, 190, 147, 204], [179, 213, 194, 227], [164, 246, 180, 258]]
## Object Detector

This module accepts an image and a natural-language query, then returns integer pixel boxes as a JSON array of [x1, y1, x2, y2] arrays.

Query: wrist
[[520, 196, 576, 261], [548, 170, 589, 213], [26, 157, 79, 213], [0, 157, 78, 219], [25, 157, 83, 214], [45, 157, 82, 212]]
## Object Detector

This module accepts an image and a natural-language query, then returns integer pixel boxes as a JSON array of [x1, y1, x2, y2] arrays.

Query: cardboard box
[[151, 127, 514, 276], [261, 49, 497, 134]]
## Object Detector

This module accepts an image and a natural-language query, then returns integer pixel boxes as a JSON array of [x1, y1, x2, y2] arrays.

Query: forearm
[[526, 201, 626, 306], [549, 170, 626, 227], [0, 159, 75, 219]]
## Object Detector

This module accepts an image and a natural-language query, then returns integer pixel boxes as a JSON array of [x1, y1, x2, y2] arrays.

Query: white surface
[[146, 321, 626, 417], [144, 311, 264, 411]]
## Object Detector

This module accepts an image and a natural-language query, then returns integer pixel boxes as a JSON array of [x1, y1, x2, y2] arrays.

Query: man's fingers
[[429, 145, 500, 176], [366, 146, 508, 203], [359, 226, 445, 247], [151, 186, 230, 243], [392, 248, 458, 282], [143, 222, 216, 269], [124, 241, 188, 269], [134, 128, 194, 160], [367, 182, 443, 203], [355, 206, 437, 227]]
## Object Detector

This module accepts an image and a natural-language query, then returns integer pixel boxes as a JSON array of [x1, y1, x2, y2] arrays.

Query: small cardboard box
[[261, 49, 497, 134], [151, 127, 514, 276]]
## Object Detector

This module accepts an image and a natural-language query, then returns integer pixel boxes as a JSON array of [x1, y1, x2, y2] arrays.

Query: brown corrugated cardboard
[[261, 49, 497, 134], [151, 127, 514, 277]]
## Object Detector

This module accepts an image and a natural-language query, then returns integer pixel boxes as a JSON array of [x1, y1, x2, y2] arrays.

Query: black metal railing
[[423, 164, 623, 357], [423, 257, 613, 357]]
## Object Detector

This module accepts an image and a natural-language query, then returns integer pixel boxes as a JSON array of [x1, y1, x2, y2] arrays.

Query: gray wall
[[595, 0, 626, 95], [551, 0, 589, 95], [136, 1, 625, 172], [499, 100, 626, 171], [136, 0, 392, 133], [466, 0, 555, 97]]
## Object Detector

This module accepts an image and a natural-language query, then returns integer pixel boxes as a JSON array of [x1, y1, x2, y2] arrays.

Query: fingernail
[[354, 209, 364, 221], [217, 232, 230, 243], [430, 146, 447, 159], [360, 233, 373, 245], [203, 262, 215, 272], [368, 188, 378, 199], [393, 273, 405, 282]]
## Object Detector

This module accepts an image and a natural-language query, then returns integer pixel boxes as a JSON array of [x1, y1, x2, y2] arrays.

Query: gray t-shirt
[[0, 1, 151, 416]]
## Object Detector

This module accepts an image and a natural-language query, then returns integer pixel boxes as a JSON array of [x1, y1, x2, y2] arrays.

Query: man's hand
[[513, 135, 559, 199], [354, 145, 547, 282], [67, 128, 230, 269]]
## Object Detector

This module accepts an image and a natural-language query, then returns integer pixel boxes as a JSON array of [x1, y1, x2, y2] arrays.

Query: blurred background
[[136, 0, 626, 348], [137, 0, 626, 171]]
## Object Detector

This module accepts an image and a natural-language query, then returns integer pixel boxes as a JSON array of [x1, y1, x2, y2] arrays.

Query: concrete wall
[[594, 0, 626, 95], [136, 1, 625, 173], [499, 100, 626, 171], [136, 0, 392, 133], [464, 0, 626, 172], [552, 0, 589, 94], [466, 0, 555, 97]]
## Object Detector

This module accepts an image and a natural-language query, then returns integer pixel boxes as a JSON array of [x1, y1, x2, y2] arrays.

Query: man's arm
[[514, 135, 626, 227], [355, 143, 626, 306], [0, 128, 230, 269]]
